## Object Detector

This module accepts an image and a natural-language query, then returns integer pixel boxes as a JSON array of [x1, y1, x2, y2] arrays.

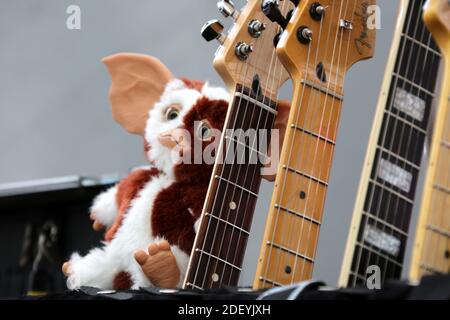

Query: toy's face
[[145, 79, 224, 173]]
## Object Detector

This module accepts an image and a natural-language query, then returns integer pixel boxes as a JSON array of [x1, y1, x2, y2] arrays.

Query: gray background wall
[[0, 0, 422, 286]]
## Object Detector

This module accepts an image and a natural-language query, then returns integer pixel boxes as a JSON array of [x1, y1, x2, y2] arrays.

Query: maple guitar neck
[[253, 0, 376, 289], [339, 0, 443, 288], [409, 0, 450, 281], [183, 0, 292, 290]]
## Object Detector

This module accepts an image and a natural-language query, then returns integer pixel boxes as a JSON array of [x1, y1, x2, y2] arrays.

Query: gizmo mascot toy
[[62, 53, 290, 290]]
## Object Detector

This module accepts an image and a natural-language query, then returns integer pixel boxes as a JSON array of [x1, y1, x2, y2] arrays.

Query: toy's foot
[[62, 262, 71, 276], [134, 240, 180, 289]]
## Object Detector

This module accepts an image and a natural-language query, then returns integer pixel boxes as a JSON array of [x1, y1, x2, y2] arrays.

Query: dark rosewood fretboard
[[346, 0, 442, 287], [184, 84, 278, 290]]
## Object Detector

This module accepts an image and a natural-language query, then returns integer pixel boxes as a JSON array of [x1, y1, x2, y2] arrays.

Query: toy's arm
[[90, 185, 119, 229]]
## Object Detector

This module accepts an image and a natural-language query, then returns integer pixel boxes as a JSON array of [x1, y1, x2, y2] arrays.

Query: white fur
[[68, 79, 228, 290], [68, 173, 174, 289], [201, 82, 230, 101], [90, 186, 118, 227]]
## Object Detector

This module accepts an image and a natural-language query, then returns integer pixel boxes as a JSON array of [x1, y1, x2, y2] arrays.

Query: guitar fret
[[185, 84, 274, 289], [300, 79, 344, 101], [401, 33, 442, 57], [257, 276, 283, 287], [349, 271, 367, 282], [204, 212, 250, 235], [363, 211, 408, 237], [357, 242, 403, 267], [370, 179, 414, 204], [234, 92, 278, 115], [224, 135, 269, 161], [266, 241, 315, 263], [433, 183, 450, 194], [282, 165, 329, 187], [384, 110, 427, 134], [378, 146, 421, 171], [274, 204, 321, 225], [290, 124, 336, 145], [392, 72, 435, 97], [214, 175, 258, 197], [194, 248, 242, 271], [419, 263, 445, 275], [184, 282, 205, 291], [426, 224, 450, 238]]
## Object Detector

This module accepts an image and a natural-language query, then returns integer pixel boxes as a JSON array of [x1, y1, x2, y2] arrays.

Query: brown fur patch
[[105, 168, 160, 242], [113, 271, 132, 290], [151, 96, 228, 253]]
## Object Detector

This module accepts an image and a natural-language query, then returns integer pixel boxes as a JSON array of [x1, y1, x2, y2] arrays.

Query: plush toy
[[62, 53, 230, 290], [62, 53, 290, 290]]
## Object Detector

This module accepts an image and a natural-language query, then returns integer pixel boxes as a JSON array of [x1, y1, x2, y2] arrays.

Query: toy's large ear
[[103, 53, 174, 135]]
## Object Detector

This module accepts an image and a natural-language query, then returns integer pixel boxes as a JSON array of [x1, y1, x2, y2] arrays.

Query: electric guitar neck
[[183, 0, 292, 290], [339, 0, 443, 288], [254, 0, 376, 289], [410, 0, 450, 281]]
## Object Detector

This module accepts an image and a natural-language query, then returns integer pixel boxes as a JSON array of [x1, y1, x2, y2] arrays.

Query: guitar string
[[356, 0, 422, 285], [224, 0, 293, 286], [423, 51, 450, 276], [378, 12, 438, 283], [261, 0, 341, 286], [369, 0, 428, 282], [212, 0, 289, 287], [273, 0, 338, 284], [418, 4, 450, 274], [351, 0, 420, 286], [293, 0, 357, 282], [190, 16, 254, 288], [358, 0, 428, 285], [367, 0, 436, 284], [258, 7, 315, 287], [196, 0, 288, 288]]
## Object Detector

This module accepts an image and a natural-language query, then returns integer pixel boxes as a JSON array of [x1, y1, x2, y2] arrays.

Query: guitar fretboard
[[184, 84, 278, 290], [346, 0, 442, 287]]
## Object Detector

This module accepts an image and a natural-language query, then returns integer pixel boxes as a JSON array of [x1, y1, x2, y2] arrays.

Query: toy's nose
[[158, 128, 185, 149]]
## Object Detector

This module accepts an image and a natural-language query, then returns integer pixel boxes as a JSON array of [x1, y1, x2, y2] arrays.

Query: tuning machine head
[[262, 0, 289, 29], [217, 0, 240, 20], [201, 19, 226, 44]]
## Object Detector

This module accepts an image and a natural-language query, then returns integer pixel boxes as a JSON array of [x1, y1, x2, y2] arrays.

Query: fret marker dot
[[445, 250, 450, 259], [300, 191, 307, 199], [212, 273, 219, 282], [285, 265, 292, 274], [229, 201, 237, 210]]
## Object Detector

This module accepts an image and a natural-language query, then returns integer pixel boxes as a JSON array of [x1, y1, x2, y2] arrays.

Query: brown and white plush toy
[[62, 53, 290, 290], [62, 53, 230, 290]]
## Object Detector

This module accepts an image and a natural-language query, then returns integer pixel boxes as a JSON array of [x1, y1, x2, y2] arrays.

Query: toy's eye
[[197, 121, 212, 141], [165, 106, 180, 121]]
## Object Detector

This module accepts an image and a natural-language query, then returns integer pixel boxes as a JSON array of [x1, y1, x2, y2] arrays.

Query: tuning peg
[[201, 20, 226, 44], [217, 0, 239, 20], [262, 0, 289, 29]]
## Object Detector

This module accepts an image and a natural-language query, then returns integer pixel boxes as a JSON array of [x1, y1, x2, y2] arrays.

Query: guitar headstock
[[202, 0, 293, 99], [424, 0, 450, 48], [275, 0, 376, 91]]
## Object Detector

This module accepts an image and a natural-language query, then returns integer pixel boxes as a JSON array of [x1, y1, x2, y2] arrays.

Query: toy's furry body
[[66, 78, 229, 290]]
